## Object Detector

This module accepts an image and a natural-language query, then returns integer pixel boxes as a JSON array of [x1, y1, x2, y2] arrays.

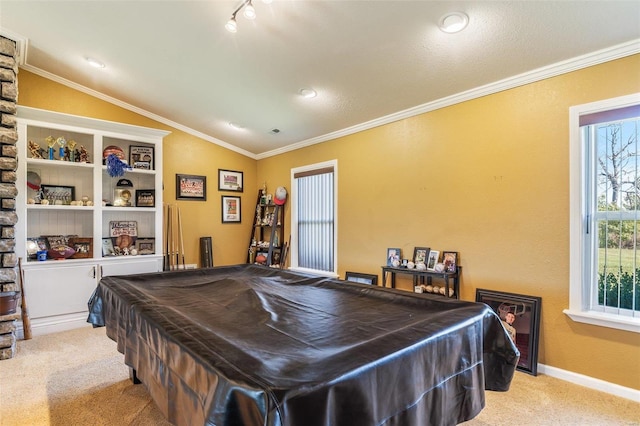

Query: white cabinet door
[[23, 263, 97, 319], [99, 256, 162, 278]]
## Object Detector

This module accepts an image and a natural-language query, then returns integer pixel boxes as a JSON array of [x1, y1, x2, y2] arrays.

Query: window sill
[[563, 309, 640, 333]]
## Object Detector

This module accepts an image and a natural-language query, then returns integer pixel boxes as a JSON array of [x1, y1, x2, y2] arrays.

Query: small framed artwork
[[176, 174, 207, 201], [102, 238, 115, 257], [135, 189, 155, 207], [442, 251, 458, 273], [218, 169, 244, 192], [129, 145, 154, 170], [222, 195, 241, 223], [413, 247, 430, 265], [426, 250, 440, 271], [44, 235, 66, 249], [345, 272, 378, 286], [476, 289, 542, 376], [41, 185, 75, 205], [69, 237, 93, 259], [386, 248, 401, 267], [135, 238, 155, 255]]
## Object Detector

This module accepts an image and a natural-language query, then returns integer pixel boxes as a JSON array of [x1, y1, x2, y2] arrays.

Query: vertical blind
[[295, 167, 334, 272]]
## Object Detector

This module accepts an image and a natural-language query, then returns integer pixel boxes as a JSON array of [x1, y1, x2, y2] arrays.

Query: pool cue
[[165, 204, 172, 270], [18, 257, 32, 340], [177, 206, 185, 268]]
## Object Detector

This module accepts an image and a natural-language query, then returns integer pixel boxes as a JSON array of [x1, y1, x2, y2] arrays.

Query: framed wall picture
[[218, 169, 244, 192], [426, 250, 440, 271], [412, 247, 430, 265], [135, 238, 155, 255], [176, 174, 207, 201], [442, 251, 458, 272], [345, 272, 378, 285], [69, 237, 93, 258], [135, 189, 155, 207], [386, 248, 401, 266], [221, 195, 241, 223], [41, 185, 75, 205], [129, 145, 154, 170], [476, 289, 542, 375]]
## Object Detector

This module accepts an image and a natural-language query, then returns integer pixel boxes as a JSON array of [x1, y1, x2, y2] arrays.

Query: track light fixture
[[225, 0, 271, 33]]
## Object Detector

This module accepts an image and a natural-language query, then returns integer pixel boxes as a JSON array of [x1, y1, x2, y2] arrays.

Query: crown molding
[[8, 33, 639, 161], [257, 39, 640, 159]]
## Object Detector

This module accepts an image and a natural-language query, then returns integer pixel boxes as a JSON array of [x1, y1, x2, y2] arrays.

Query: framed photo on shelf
[[221, 196, 241, 223], [476, 289, 542, 376], [129, 145, 154, 170], [442, 251, 458, 272], [412, 247, 430, 265], [426, 250, 440, 271], [135, 189, 155, 207], [345, 272, 378, 286], [176, 174, 206, 201], [41, 185, 75, 205], [102, 238, 115, 257], [386, 248, 401, 266], [69, 237, 93, 258], [135, 238, 155, 255], [218, 169, 244, 192]]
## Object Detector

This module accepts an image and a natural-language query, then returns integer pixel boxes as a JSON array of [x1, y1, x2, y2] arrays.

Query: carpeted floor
[[0, 326, 638, 425]]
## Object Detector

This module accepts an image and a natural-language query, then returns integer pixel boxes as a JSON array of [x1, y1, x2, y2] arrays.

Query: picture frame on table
[[345, 272, 378, 286], [135, 238, 155, 255], [176, 174, 207, 201], [218, 169, 244, 192], [129, 145, 154, 170], [135, 189, 155, 207], [442, 251, 458, 273], [69, 237, 93, 258], [386, 248, 401, 266], [413, 247, 430, 265], [221, 195, 241, 223], [475, 289, 542, 376], [102, 238, 115, 257], [426, 250, 440, 271], [41, 185, 75, 205]]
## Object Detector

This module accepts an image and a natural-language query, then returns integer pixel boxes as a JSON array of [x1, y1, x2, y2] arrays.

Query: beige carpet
[[0, 326, 638, 426]]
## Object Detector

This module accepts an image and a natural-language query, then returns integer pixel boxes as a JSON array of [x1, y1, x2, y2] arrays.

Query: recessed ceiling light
[[85, 57, 105, 68], [228, 122, 244, 130], [299, 88, 317, 99], [438, 12, 469, 33]]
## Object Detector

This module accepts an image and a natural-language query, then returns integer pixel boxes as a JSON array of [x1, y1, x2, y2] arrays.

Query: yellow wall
[[258, 55, 640, 390], [16, 55, 640, 391], [17, 71, 257, 267]]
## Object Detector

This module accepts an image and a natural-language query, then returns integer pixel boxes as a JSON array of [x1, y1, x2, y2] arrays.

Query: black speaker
[[200, 237, 213, 268]]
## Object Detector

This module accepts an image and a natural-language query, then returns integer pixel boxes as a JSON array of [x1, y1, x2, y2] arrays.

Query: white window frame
[[566, 92, 640, 333], [289, 160, 338, 278]]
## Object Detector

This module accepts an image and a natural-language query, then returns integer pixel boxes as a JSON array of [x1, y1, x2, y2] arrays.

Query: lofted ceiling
[[1, 1, 639, 159]]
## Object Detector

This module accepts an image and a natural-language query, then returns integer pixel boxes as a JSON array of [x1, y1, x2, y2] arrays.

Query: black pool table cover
[[87, 264, 518, 426]]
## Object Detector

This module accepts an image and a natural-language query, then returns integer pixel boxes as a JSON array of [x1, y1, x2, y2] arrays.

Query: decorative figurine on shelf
[[74, 148, 81, 162], [28, 140, 44, 159], [79, 146, 90, 163], [68, 139, 77, 162], [106, 153, 131, 177], [45, 136, 56, 160], [63, 147, 71, 161], [56, 136, 67, 160], [260, 182, 267, 205]]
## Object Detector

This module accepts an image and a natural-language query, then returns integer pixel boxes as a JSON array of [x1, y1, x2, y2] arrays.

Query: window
[[567, 93, 640, 333], [290, 160, 337, 276]]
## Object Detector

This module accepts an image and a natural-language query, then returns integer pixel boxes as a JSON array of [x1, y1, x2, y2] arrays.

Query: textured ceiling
[[1, 1, 640, 158]]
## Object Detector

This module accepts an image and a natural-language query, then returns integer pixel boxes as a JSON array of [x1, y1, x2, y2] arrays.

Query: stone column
[[0, 35, 19, 360]]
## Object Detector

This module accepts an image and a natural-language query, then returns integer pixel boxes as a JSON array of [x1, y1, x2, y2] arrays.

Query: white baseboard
[[15, 312, 91, 339], [538, 363, 640, 402]]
